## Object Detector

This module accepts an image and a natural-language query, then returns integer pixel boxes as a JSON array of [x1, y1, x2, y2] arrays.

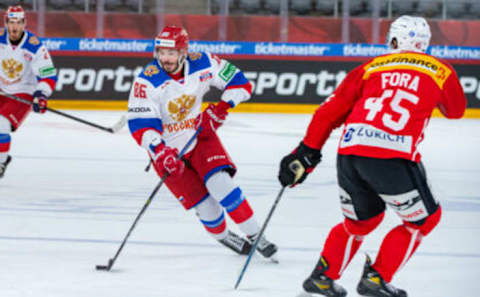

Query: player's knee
[[405, 206, 442, 236], [205, 170, 237, 201], [205, 170, 253, 222], [0, 115, 11, 134], [344, 212, 385, 236], [219, 187, 247, 213]]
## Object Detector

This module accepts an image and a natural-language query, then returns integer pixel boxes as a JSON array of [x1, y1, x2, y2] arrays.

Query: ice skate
[[302, 256, 347, 297], [247, 233, 278, 261], [0, 155, 12, 178], [357, 255, 407, 297], [218, 230, 252, 255]]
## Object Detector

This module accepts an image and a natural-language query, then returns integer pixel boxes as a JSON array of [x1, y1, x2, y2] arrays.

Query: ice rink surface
[[0, 110, 479, 297]]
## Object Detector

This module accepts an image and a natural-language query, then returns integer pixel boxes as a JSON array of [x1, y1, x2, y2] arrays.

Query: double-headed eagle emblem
[[143, 65, 159, 77], [168, 94, 196, 122], [2, 59, 23, 79]]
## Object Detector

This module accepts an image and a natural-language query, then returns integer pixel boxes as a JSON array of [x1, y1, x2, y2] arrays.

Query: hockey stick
[[234, 186, 286, 289], [0, 91, 126, 133], [95, 128, 201, 271]]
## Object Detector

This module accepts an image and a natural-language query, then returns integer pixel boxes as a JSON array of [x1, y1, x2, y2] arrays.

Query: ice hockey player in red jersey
[[278, 16, 466, 297], [127, 26, 277, 259], [0, 5, 57, 177]]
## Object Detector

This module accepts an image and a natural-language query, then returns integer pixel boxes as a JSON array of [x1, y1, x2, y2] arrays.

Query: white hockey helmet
[[387, 15, 431, 53]]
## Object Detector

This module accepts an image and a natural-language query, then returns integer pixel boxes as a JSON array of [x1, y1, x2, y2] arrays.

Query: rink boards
[[48, 51, 480, 118]]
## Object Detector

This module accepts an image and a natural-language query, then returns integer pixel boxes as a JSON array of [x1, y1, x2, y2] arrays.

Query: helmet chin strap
[[171, 54, 186, 74]]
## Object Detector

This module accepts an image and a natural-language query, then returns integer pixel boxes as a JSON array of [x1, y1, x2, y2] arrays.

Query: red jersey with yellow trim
[[303, 51, 466, 162]]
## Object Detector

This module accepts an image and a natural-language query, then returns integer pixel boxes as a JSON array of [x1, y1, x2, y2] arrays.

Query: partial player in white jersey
[[127, 25, 277, 258], [0, 6, 57, 177]]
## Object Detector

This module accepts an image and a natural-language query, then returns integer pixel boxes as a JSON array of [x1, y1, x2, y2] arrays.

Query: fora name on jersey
[[381, 72, 420, 92]]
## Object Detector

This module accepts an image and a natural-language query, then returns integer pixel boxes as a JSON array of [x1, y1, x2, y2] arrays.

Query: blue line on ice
[[0, 235, 479, 259]]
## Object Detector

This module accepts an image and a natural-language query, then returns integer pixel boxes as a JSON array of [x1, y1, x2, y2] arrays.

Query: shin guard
[[195, 196, 227, 240], [373, 207, 441, 282], [321, 223, 364, 280], [206, 171, 258, 235], [321, 213, 384, 280]]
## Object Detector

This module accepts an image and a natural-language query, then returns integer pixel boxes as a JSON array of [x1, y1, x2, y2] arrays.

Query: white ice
[[0, 110, 479, 297]]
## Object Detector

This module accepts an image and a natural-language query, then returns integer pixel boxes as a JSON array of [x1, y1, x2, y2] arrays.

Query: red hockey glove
[[278, 142, 322, 187], [152, 143, 185, 178], [196, 101, 231, 132], [32, 91, 47, 114]]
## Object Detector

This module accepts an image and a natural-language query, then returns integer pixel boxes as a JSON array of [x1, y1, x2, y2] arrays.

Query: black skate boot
[[302, 256, 347, 297], [357, 255, 407, 297], [0, 155, 12, 178], [247, 233, 278, 259], [218, 230, 252, 255]]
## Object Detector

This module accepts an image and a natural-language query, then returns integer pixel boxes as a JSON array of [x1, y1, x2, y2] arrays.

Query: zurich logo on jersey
[[343, 127, 355, 142], [340, 123, 413, 154]]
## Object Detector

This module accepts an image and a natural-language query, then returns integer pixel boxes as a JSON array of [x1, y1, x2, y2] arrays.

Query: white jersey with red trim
[[0, 28, 57, 97], [127, 52, 252, 155]]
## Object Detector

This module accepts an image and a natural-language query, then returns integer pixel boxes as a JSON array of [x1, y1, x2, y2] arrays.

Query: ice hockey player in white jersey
[[127, 25, 278, 258], [0, 5, 57, 177]]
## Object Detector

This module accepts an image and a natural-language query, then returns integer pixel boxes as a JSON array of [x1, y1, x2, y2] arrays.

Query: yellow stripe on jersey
[[363, 53, 452, 89]]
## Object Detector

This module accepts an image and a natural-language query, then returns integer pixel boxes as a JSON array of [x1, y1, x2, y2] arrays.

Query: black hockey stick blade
[[95, 259, 113, 271], [95, 265, 109, 271]]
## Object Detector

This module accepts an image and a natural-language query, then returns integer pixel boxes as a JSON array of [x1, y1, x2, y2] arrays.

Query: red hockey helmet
[[154, 25, 189, 52], [4, 5, 26, 24]]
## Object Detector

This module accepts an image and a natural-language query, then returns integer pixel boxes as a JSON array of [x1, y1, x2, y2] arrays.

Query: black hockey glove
[[278, 142, 321, 187]]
